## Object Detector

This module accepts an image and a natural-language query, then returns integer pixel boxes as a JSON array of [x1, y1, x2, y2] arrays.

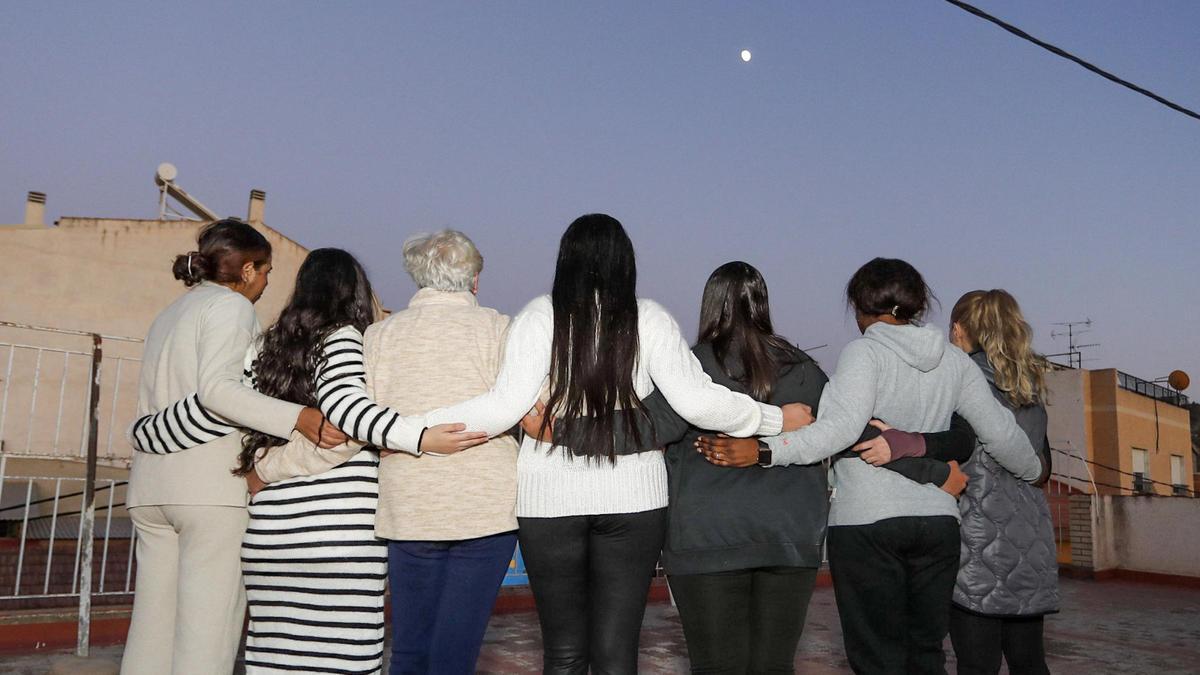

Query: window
[[1171, 455, 1187, 496], [1132, 448, 1151, 494]]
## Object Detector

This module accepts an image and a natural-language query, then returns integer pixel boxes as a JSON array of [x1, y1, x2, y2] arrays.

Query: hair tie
[[890, 305, 900, 318], [187, 253, 194, 277]]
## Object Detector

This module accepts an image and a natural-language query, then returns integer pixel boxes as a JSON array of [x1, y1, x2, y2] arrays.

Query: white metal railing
[[0, 322, 142, 463], [0, 320, 142, 657], [0, 471, 135, 599]]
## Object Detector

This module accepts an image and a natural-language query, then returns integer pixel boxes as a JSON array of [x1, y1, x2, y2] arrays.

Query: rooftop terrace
[[2, 576, 1197, 674]]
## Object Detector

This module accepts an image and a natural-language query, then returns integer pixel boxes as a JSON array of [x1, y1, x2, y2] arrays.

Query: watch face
[[758, 447, 772, 466]]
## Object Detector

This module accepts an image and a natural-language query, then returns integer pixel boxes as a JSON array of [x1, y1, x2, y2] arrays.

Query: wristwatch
[[757, 441, 772, 467]]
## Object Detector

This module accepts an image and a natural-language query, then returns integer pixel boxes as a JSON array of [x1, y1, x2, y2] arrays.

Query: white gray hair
[[402, 229, 483, 292]]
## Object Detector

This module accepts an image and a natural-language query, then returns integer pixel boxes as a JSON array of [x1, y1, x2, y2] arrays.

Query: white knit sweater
[[424, 295, 784, 518]]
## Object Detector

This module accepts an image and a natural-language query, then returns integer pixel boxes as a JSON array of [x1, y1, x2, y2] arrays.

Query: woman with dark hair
[[131, 247, 484, 674], [418, 215, 809, 673], [715, 257, 1042, 675], [238, 247, 486, 674], [122, 220, 346, 675], [668, 262, 974, 674]]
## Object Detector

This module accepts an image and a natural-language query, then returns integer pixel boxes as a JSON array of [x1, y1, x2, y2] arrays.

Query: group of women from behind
[[120, 213, 1058, 675]]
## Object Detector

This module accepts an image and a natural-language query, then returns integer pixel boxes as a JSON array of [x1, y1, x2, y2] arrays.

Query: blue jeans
[[387, 531, 518, 675]]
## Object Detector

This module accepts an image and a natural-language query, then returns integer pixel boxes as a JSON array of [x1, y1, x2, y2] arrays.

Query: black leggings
[[949, 605, 1049, 675], [518, 509, 668, 675], [669, 566, 818, 674]]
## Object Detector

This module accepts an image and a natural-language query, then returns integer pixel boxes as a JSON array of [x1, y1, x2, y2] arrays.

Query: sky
[[3, 1, 1198, 395]]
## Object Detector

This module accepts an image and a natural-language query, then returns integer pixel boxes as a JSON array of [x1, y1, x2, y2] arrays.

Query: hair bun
[[172, 250, 211, 286]]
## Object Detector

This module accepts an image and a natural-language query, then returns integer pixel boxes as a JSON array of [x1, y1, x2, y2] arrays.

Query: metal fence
[[0, 322, 142, 463], [0, 473, 135, 597], [0, 321, 142, 656]]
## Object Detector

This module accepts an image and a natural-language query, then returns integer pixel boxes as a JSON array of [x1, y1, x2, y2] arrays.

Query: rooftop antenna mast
[[155, 163, 220, 221], [1048, 319, 1099, 369]]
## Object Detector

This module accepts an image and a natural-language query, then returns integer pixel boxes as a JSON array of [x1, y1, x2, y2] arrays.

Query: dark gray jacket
[[663, 344, 831, 575], [659, 343, 963, 576], [953, 351, 1060, 617]]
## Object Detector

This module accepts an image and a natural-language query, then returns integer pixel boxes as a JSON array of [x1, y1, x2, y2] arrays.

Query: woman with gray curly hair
[[367, 229, 519, 674]]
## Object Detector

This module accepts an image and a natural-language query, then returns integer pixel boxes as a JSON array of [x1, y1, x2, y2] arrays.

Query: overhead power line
[[943, 0, 1200, 122], [1050, 448, 1194, 497]]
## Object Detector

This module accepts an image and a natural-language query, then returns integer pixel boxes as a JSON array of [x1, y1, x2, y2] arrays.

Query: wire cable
[[1050, 448, 1193, 496], [943, 0, 1200, 122]]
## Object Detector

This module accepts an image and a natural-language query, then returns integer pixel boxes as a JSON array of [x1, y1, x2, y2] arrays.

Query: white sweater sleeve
[[196, 293, 303, 439], [641, 302, 783, 437], [315, 326, 424, 454], [422, 299, 552, 436], [955, 363, 1041, 481], [762, 339, 879, 466]]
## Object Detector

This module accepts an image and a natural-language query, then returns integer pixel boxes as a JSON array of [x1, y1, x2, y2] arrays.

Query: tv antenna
[[1047, 319, 1099, 369], [155, 163, 220, 221]]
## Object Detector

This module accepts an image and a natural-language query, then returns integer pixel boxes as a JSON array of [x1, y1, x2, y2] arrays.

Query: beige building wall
[[1045, 368, 1093, 491], [0, 217, 308, 338], [1088, 494, 1200, 576], [0, 215, 310, 466]]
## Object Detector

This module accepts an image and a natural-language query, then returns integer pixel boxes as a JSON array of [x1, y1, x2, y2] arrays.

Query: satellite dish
[[155, 162, 178, 186], [1167, 370, 1190, 391]]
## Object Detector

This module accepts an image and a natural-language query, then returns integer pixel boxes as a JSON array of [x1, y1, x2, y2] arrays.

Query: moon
[[740, 49, 752, 62]]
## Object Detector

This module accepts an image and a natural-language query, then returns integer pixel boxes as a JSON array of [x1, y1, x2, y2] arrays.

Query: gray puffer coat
[[953, 351, 1060, 617]]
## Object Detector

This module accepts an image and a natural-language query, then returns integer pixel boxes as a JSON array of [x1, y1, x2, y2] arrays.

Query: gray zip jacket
[[953, 351, 1060, 616], [763, 322, 1042, 527]]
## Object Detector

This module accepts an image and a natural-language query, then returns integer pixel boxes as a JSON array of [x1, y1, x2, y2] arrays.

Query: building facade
[[0, 190, 310, 466], [1046, 367, 1193, 497]]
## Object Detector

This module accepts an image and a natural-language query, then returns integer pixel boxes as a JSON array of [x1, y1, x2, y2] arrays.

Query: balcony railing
[[1117, 371, 1190, 407]]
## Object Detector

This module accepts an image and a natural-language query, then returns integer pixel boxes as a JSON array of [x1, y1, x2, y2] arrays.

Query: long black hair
[[173, 219, 272, 287], [697, 261, 805, 401], [540, 214, 645, 462], [235, 248, 377, 475]]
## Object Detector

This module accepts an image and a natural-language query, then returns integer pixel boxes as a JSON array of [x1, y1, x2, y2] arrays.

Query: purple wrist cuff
[[881, 429, 926, 460]]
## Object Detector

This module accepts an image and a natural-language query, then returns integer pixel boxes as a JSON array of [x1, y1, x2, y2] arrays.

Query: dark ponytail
[[173, 219, 272, 287]]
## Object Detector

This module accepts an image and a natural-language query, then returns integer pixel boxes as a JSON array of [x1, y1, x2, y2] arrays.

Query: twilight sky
[[4, 1, 1198, 395]]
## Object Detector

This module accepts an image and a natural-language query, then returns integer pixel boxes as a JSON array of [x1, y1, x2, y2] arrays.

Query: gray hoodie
[[763, 322, 1041, 527]]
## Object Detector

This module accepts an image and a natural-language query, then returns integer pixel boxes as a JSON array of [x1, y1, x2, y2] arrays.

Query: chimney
[[247, 189, 266, 224], [24, 191, 46, 226]]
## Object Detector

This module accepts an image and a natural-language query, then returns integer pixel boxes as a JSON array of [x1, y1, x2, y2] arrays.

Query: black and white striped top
[[128, 325, 424, 455], [129, 393, 239, 455], [314, 326, 422, 454]]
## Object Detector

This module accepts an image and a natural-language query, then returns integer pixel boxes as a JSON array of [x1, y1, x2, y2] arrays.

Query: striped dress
[[242, 450, 386, 674], [242, 325, 412, 674], [129, 324, 423, 674]]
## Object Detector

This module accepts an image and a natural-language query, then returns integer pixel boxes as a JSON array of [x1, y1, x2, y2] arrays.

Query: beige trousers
[[120, 505, 249, 675]]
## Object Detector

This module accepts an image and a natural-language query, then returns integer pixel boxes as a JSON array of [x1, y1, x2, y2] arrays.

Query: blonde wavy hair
[[951, 289, 1047, 407]]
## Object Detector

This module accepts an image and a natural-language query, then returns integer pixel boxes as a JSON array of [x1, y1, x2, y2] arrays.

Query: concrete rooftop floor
[[3, 576, 1198, 674]]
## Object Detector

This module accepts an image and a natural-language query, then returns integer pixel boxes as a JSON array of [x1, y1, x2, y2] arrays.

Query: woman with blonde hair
[[948, 289, 1058, 675]]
